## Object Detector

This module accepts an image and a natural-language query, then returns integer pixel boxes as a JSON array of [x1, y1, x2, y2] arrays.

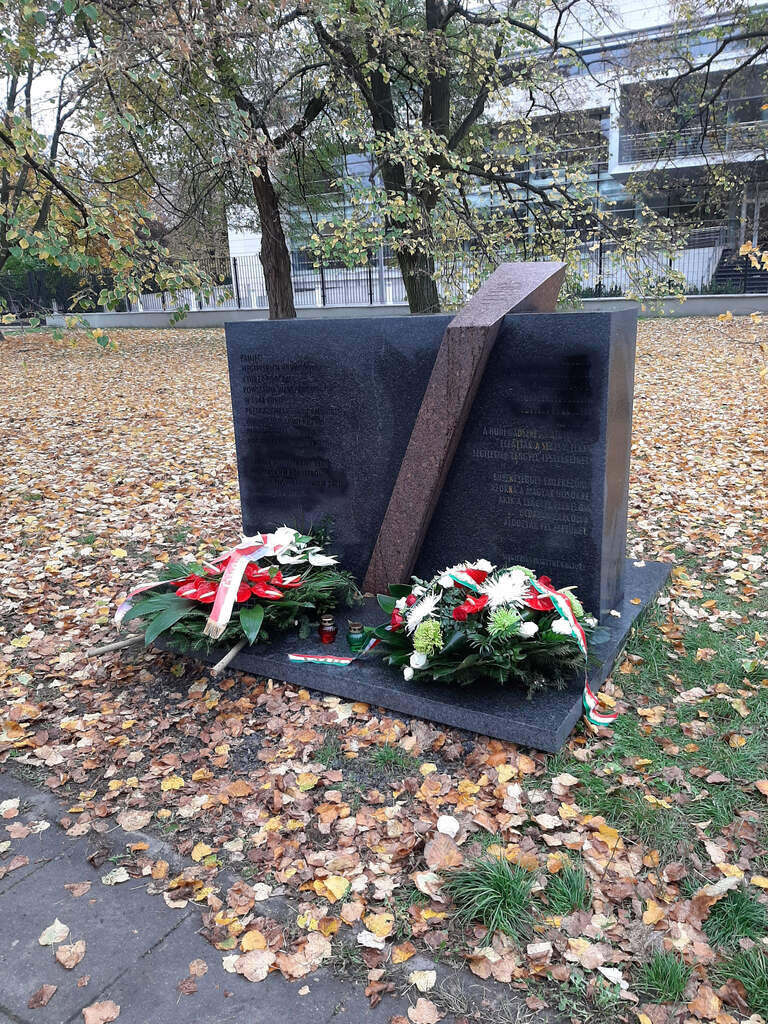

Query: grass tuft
[[712, 947, 768, 1017], [546, 864, 592, 915], [444, 856, 536, 944], [704, 888, 768, 948], [636, 951, 692, 1003], [369, 744, 416, 772]]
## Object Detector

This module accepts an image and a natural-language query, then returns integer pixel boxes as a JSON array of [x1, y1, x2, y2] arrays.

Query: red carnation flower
[[452, 594, 489, 620], [390, 608, 405, 629], [405, 594, 418, 607]]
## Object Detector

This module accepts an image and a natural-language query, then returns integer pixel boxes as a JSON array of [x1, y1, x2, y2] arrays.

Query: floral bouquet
[[116, 527, 359, 652], [368, 560, 604, 695]]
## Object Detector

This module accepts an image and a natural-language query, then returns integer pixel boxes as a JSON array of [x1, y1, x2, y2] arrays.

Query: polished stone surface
[[193, 560, 670, 753], [363, 262, 566, 593], [226, 306, 637, 618]]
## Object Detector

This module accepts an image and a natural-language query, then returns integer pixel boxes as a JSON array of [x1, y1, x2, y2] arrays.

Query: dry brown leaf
[[56, 940, 86, 969], [688, 985, 722, 1020], [407, 997, 443, 1024], [423, 834, 463, 871], [82, 1000, 121, 1024], [28, 985, 57, 1009]]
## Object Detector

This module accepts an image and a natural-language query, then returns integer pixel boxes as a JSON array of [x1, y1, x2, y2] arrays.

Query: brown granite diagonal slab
[[363, 261, 566, 593]]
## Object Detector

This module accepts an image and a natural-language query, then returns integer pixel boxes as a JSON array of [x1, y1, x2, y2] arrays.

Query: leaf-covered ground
[[1, 319, 767, 1023]]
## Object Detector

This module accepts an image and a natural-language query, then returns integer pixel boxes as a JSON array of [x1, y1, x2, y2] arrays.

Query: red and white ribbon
[[202, 535, 283, 639]]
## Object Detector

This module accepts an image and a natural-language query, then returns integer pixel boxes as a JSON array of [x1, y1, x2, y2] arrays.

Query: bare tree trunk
[[250, 163, 296, 319], [397, 249, 440, 314]]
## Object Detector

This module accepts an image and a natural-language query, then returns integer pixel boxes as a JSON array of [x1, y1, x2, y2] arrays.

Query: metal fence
[[129, 249, 408, 313], [126, 231, 768, 313]]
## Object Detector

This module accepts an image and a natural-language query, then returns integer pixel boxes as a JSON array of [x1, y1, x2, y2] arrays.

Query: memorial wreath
[[368, 561, 607, 697], [115, 527, 359, 653]]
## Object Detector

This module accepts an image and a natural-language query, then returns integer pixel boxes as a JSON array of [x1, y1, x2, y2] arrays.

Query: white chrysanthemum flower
[[410, 651, 428, 669], [438, 574, 454, 588], [469, 558, 496, 573], [551, 617, 573, 635], [403, 666, 414, 681], [584, 616, 598, 628], [395, 597, 407, 611], [480, 569, 529, 609], [519, 621, 539, 638], [406, 592, 441, 633]]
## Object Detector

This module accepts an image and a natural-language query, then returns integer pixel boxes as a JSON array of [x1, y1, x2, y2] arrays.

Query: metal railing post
[[319, 259, 327, 306], [232, 257, 242, 308], [367, 251, 374, 304], [377, 246, 387, 304]]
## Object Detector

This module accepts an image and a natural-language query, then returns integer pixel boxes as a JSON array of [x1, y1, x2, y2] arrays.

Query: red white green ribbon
[[287, 632, 383, 668], [527, 577, 616, 727], [526, 576, 587, 657], [583, 679, 618, 726]]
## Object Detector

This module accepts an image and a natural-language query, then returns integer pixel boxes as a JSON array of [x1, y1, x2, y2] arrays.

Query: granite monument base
[[187, 560, 669, 753]]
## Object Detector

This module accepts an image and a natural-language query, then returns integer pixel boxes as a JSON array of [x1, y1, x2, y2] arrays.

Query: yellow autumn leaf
[[717, 864, 744, 879], [547, 853, 565, 873], [750, 876, 768, 889], [596, 822, 621, 849], [419, 762, 437, 776], [240, 929, 267, 951], [323, 876, 350, 902], [191, 843, 213, 862], [297, 772, 319, 791], [161, 775, 184, 791], [642, 899, 666, 925], [363, 912, 395, 938], [728, 734, 747, 748], [392, 941, 417, 964], [111, 548, 128, 558]]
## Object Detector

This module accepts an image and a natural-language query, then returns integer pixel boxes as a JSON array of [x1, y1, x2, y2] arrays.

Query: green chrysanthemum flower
[[413, 619, 443, 656], [561, 589, 584, 617], [488, 606, 521, 639]]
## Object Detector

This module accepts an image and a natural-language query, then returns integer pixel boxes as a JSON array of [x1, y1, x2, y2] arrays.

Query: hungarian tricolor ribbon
[[526, 576, 617, 728], [287, 630, 385, 668]]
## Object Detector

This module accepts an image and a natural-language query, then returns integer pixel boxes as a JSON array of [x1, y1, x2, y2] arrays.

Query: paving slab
[[0, 774, 441, 1024], [94, 912, 405, 1024], [0, 839, 191, 1023]]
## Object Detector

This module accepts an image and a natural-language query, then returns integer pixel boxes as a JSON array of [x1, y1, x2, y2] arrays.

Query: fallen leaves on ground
[[0, 322, 766, 1014]]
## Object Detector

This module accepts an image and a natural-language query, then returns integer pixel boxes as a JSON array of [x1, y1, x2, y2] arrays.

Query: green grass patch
[[636, 951, 692, 1002], [542, 583, 768, 866], [368, 744, 417, 773], [712, 947, 768, 1016], [546, 863, 592, 915], [315, 732, 342, 766], [704, 888, 768, 949], [445, 856, 536, 944]]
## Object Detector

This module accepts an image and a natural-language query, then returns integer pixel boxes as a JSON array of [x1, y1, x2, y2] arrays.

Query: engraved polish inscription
[[470, 357, 597, 577], [237, 353, 348, 510]]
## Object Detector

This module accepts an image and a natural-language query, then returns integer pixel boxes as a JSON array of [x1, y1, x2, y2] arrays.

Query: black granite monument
[[218, 276, 669, 751]]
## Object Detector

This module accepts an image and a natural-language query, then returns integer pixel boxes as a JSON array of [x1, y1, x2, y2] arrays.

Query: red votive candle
[[318, 614, 338, 644]]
